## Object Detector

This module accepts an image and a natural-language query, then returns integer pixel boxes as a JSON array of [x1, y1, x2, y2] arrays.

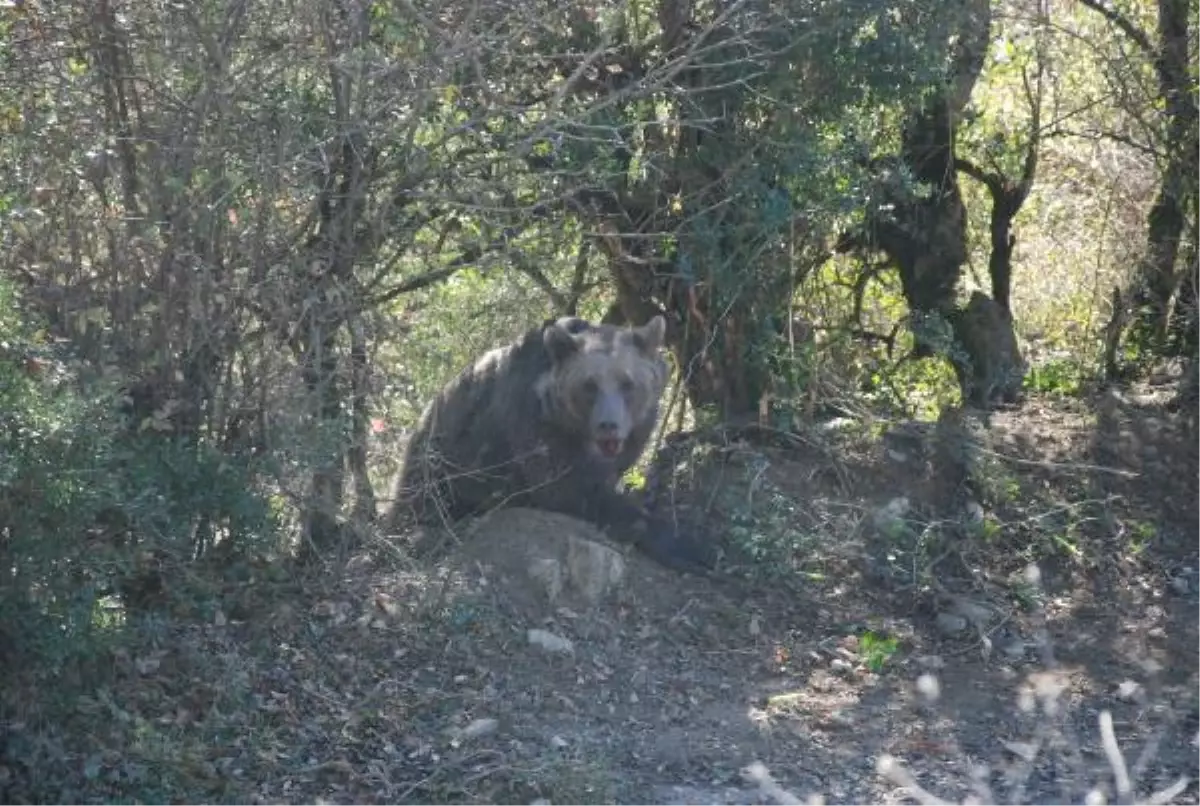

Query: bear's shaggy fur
[[386, 315, 711, 573]]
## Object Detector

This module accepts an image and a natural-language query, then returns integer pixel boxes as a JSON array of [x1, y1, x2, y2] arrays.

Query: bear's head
[[539, 316, 668, 463]]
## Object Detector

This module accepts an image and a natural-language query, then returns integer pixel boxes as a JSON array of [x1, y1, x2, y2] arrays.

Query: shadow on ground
[[1, 387, 1196, 805]]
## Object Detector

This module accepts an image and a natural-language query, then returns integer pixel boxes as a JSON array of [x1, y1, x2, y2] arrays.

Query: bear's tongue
[[597, 437, 622, 458]]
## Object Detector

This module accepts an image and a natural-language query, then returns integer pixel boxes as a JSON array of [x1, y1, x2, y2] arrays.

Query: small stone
[[461, 718, 499, 740], [915, 655, 945, 670], [916, 673, 940, 700], [135, 655, 161, 675], [528, 629, 574, 654], [1000, 637, 1026, 660], [1115, 680, 1144, 703], [873, 497, 912, 537], [947, 595, 993, 627], [550, 735, 569, 749], [936, 612, 968, 636], [564, 534, 626, 603], [1002, 740, 1039, 762], [882, 496, 910, 519], [529, 559, 564, 603]]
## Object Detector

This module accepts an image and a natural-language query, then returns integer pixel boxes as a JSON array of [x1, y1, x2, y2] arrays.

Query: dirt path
[[2, 390, 1196, 805]]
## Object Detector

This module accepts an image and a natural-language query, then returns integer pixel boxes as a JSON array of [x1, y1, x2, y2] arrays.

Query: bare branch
[[954, 156, 1001, 193], [365, 262, 470, 310], [566, 237, 592, 315], [511, 256, 571, 313]]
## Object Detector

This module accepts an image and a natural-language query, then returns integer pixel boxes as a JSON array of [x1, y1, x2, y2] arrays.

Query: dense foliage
[[0, 0, 1195, 680]]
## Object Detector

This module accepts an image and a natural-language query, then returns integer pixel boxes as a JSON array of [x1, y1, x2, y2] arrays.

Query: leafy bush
[[0, 279, 278, 674]]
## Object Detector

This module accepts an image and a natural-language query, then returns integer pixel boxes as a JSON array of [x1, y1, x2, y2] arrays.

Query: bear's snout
[[588, 391, 632, 461], [594, 434, 624, 458]]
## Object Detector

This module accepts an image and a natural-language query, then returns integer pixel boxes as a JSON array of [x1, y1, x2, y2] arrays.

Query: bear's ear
[[554, 316, 592, 336], [632, 315, 666, 353], [543, 321, 581, 364]]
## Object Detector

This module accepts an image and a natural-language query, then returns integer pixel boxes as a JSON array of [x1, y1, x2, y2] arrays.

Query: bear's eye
[[619, 376, 636, 394]]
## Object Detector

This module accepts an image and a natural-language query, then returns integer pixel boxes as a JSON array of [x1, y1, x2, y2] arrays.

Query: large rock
[[461, 507, 628, 609]]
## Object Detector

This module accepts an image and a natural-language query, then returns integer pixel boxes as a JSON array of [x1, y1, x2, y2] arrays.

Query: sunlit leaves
[[66, 54, 88, 77]]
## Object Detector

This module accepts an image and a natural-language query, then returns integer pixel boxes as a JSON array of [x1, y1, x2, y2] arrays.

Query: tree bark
[[841, 0, 1012, 405], [1150, 0, 1196, 332], [857, 0, 991, 337], [599, 232, 773, 420], [347, 313, 377, 524], [298, 327, 348, 561], [1083, 0, 1200, 356], [947, 291, 1027, 408]]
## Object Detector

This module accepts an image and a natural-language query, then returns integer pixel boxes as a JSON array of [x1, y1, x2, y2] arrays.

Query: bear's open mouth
[[596, 437, 622, 458]]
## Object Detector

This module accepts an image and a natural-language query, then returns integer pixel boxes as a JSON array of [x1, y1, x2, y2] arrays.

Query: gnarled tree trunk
[[1082, 0, 1199, 360], [845, 0, 1029, 409], [598, 224, 786, 422]]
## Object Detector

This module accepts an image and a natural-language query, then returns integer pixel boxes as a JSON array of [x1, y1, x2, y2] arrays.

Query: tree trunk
[[1165, 177, 1198, 361], [861, 94, 970, 358], [347, 314, 377, 523], [1133, 166, 1194, 350], [1167, 244, 1197, 358], [955, 130, 1040, 319], [297, 329, 348, 562], [947, 291, 1026, 408], [668, 303, 761, 419], [1128, 0, 1199, 354], [951, 108, 1041, 401], [840, 0, 996, 399], [881, 0, 991, 322], [604, 245, 770, 421]]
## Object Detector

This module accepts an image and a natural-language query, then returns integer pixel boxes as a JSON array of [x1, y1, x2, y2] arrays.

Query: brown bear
[[387, 315, 712, 574]]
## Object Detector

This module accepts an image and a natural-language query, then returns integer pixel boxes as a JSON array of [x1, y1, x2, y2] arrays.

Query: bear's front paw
[[635, 517, 716, 576]]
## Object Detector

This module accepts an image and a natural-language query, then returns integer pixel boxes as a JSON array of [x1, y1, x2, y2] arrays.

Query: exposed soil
[[2, 386, 1197, 805]]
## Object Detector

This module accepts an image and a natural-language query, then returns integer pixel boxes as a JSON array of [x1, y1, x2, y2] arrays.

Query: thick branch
[[1075, 0, 1155, 55], [365, 251, 481, 310], [954, 157, 1003, 195], [947, 0, 993, 117], [1018, 62, 1043, 201], [566, 238, 593, 315]]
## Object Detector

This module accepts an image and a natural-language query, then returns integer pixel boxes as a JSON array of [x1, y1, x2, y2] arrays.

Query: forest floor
[[3, 380, 1198, 805]]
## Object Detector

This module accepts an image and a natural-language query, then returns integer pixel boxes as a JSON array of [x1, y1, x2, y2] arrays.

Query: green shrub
[[0, 279, 279, 673]]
